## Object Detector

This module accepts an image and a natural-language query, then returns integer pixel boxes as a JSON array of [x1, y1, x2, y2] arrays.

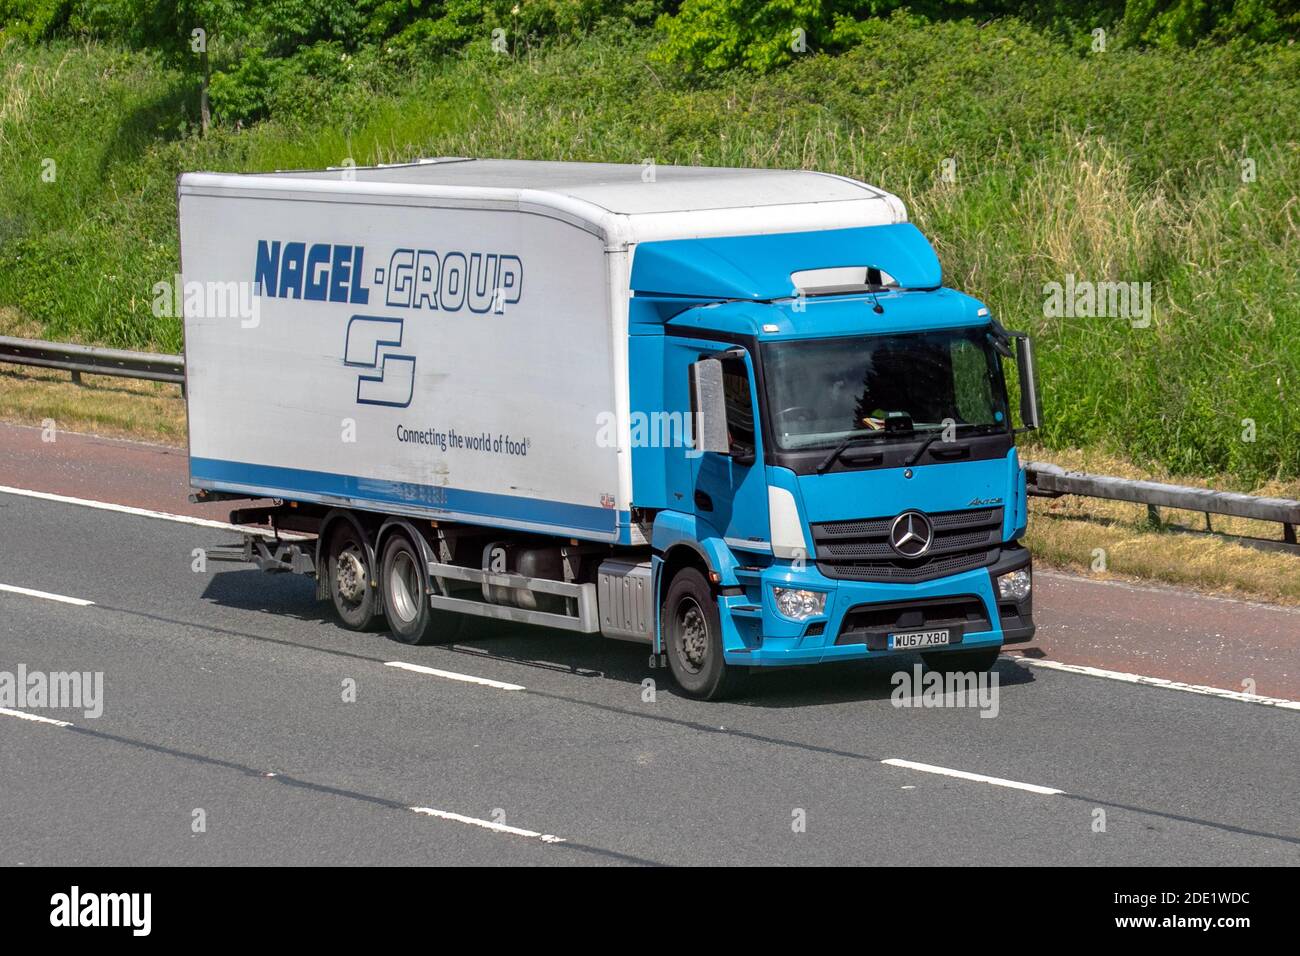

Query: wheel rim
[[388, 550, 422, 625], [335, 546, 367, 608], [674, 597, 709, 675]]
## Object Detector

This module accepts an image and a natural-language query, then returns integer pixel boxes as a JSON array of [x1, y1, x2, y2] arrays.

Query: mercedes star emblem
[[889, 511, 934, 558]]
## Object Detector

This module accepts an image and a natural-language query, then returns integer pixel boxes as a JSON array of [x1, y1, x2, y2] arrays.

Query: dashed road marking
[[0, 703, 569, 848], [882, 758, 1064, 796], [0, 583, 94, 607], [410, 806, 565, 843], [0, 707, 73, 728], [385, 660, 525, 691]]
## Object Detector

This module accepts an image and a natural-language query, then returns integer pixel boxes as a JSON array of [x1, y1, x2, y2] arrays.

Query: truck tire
[[326, 523, 381, 631], [380, 533, 464, 645], [663, 567, 745, 701], [921, 647, 1001, 673]]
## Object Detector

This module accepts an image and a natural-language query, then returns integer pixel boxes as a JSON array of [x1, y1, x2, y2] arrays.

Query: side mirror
[[689, 358, 730, 454], [1013, 333, 1042, 430]]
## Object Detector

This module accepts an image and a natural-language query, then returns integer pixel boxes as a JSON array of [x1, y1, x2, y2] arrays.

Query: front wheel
[[380, 533, 466, 645], [663, 567, 745, 701], [921, 646, 1001, 674]]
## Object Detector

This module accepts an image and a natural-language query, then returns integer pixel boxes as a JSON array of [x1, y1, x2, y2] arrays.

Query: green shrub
[[0, 0, 74, 39], [653, 0, 1298, 73]]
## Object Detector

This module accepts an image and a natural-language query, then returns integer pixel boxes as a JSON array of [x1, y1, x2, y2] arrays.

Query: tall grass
[[0, 20, 1296, 481]]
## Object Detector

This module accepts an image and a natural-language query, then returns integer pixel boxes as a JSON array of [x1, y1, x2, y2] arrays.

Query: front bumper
[[720, 544, 1035, 666]]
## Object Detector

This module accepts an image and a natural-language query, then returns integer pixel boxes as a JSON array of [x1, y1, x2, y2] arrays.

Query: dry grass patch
[[0, 306, 186, 444], [0, 364, 186, 445]]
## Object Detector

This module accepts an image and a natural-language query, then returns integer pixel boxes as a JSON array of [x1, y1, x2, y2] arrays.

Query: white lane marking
[[882, 758, 1064, 796], [0, 702, 564, 842], [409, 806, 565, 843], [1010, 656, 1300, 711], [0, 583, 94, 607], [0, 484, 305, 538], [384, 660, 525, 692], [0, 707, 73, 728]]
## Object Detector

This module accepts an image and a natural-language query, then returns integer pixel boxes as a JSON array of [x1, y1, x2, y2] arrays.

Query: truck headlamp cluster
[[772, 587, 827, 621], [997, 568, 1032, 602]]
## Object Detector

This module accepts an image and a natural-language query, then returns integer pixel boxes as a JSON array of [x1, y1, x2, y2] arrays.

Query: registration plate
[[888, 628, 952, 650]]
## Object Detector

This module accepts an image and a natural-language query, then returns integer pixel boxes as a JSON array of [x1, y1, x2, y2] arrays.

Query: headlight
[[997, 568, 1032, 602], [772, 587, 827, 620]]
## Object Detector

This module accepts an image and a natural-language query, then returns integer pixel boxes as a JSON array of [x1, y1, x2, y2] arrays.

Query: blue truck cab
[[629, 223, 1040, 698]]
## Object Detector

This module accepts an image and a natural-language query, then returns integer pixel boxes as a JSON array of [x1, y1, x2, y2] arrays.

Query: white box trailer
[[179, 158, 904, 544]]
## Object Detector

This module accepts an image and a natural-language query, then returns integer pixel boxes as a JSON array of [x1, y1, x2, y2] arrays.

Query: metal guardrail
[[1026, 461, 1300, 554], [0, 335, 184, 386]]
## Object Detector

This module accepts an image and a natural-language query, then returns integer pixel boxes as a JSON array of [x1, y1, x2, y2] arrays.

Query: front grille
[[812, 507, 1003, 583], [836, 595, 991, 647]]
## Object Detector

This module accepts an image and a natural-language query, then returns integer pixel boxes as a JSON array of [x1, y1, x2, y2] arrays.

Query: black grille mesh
[[812, 507, 1004, 583]]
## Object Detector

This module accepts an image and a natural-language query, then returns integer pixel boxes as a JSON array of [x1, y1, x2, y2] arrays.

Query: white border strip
[[0, 583, 94, 607], [410, 806, 565, 843], [0, 484, 303, 537], [882, 758, 1063, 795], [1012, 657, 1300, 711], [0, 707, 73, 728], [385, 661, 524, 692]]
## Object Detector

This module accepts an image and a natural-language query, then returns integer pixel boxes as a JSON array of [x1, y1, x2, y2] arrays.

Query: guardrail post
[[1286, 524, 1297, 546], [71, 370, 82, 386]]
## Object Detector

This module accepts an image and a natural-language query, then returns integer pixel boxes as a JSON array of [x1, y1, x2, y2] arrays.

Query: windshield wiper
[[956, 422, 999, 434], [903, 429, 945, 468], [814, 433, 891, 474], [901, 423, 1001, 465]]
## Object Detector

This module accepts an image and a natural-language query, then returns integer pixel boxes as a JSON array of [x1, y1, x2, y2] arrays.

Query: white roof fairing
[[179, 157, 909, 245]]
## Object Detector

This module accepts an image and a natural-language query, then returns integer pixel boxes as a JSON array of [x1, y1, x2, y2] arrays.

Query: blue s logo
[[344, 316, 415, 408]]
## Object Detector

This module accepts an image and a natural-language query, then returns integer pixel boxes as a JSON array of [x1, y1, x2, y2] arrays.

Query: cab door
[[687, 344, 771, 556]]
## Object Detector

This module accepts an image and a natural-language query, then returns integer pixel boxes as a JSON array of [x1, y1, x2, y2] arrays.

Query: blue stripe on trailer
[[190, 457, 624, 539]]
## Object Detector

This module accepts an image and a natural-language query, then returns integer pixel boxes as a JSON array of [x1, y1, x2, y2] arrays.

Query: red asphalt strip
[[0, 423, 244, 521], [1, 422, 1297, 699]]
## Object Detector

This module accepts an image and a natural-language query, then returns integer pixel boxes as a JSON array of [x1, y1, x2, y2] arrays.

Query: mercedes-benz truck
[[179, 158, 1040, 699]]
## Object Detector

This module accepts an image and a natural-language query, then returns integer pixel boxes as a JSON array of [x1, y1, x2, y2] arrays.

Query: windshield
[[760, 327, 1009, 451]]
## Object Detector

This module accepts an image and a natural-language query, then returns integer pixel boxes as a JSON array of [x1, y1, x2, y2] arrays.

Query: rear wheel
[[327, 523, 380, 630], [663, 567, 745, 701], [380, 533, 466, 645], [921, 646, 1001, 673]]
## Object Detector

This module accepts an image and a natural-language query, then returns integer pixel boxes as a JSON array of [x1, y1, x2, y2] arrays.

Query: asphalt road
[[1, 488, 1297, 865]]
